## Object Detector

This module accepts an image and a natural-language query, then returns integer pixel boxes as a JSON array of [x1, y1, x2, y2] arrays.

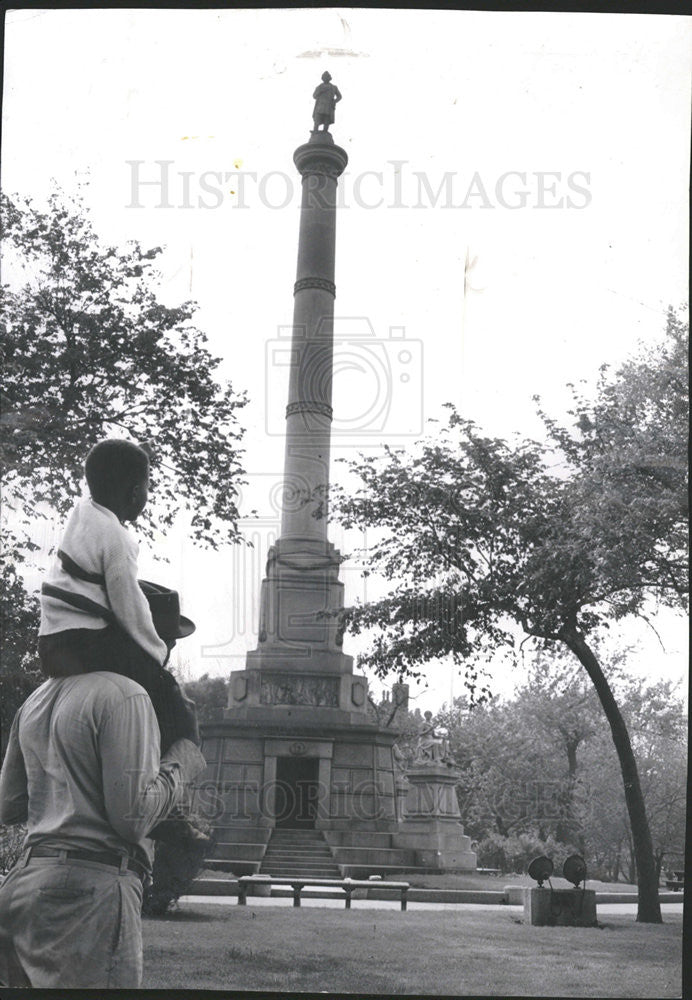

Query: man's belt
[[27, 846, 149, 881]]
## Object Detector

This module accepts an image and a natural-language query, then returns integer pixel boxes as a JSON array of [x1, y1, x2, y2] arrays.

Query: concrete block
[[524, 887, 597, 926], [504, 885, 527, 905], [248, 876, 272, 897]]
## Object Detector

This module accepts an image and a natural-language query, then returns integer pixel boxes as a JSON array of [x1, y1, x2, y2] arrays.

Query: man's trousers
[[0, 849, 144, 987]]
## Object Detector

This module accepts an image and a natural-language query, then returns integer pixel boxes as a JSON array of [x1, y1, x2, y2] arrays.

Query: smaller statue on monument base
[[312, 71, 342, 133], [392, 741, 412, 773], [412, 711, 454, 767]]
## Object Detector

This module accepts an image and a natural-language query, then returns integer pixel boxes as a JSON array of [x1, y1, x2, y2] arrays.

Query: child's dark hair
[[85, 439, 150, 503]]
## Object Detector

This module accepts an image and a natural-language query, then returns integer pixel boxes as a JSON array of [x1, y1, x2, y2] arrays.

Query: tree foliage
[[329, 311, 687, 922], [0, 563, 43, 755], [182, 674, 229, 725], [437, 656, 686, 883], [1, 187, 248, 552], [440, 652, 602, 848], [535, 306, 688, 614], [578, 675, 687, 883]]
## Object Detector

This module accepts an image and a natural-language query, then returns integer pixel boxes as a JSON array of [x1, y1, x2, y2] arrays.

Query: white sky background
[[2, 8, 689, 709]]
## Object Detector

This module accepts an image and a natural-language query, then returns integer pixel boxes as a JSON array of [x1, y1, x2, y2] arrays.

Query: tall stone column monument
[[231, 109, 368, 719], [196, 78, 476, 878]]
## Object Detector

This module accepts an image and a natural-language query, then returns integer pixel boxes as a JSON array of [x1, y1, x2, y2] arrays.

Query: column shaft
[[281, 141, 347, 542]]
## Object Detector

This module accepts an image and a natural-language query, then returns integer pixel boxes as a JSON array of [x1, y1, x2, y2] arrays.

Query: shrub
[[142, 817, 216, 917], [476, 831, 580, 876]]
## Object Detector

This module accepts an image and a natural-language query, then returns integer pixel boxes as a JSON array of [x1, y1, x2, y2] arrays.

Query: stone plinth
[[524, 887, 597, 926], [227, 536, 370, 727], [196, 720, 400, 833], [403, 765, 461, 820], [391, 764, 476, 871], [248, 538, 348, 658]]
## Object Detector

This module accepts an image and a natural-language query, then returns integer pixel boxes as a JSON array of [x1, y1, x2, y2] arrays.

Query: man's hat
[[139, 580, 196, 640]]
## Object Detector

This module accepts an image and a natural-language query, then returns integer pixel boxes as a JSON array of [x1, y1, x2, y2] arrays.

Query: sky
[[2, 8, 689, 709]]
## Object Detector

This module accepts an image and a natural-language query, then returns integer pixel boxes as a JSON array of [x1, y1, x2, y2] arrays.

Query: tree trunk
[[562, 627, 662, 923], [624, 830, 637, 884], [613, 847, 620, 883], [494, 812, 509, 837], [556, 740, 579, 844]]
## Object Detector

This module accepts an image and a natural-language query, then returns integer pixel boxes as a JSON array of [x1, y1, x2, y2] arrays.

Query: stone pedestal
[[227, 537, 370, 728], [403, 765, 461, 820], [392, 764, 476, 871], [524, 887, 597, 926]]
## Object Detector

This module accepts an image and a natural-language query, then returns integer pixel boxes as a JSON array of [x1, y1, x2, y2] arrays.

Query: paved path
[[179, 894, 683, 917]]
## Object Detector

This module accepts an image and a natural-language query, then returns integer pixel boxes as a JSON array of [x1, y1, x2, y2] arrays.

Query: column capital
[[294, 134, 348, 179]]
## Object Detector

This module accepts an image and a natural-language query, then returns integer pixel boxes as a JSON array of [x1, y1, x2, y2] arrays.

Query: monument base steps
[[260, 828, 341, 878]]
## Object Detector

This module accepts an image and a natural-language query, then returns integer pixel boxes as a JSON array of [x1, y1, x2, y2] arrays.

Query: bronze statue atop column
[[312, 71, 342, 133]]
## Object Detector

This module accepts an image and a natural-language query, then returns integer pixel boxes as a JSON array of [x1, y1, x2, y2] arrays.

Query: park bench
[[664, 870, 684, 892], [236, 874, 410, 910]]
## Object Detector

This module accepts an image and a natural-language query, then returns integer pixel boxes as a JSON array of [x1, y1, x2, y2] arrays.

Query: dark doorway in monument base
[[275, 757, 319, 829]]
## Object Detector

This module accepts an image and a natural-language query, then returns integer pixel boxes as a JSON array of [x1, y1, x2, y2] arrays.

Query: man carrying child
[[0, 439, 207, 988]]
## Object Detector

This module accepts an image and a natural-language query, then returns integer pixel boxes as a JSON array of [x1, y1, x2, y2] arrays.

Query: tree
[[511, 653, 602, 847], [579, 676, 687, 884], [623, 680, 687, 881], [0, 561, 42, 754], [437, 655, 686, 884], [0, 187, 249, 697], [440, 652, 602, 850], [443, 696, 547, 841], [182, 674, 229, 725], [328, 312, 687, 922], [1, 187, 248, 554], [536, 306, 688, 610]]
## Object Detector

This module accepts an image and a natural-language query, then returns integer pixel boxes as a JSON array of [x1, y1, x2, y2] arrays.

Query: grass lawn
[[142, 902, 682, 996]]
